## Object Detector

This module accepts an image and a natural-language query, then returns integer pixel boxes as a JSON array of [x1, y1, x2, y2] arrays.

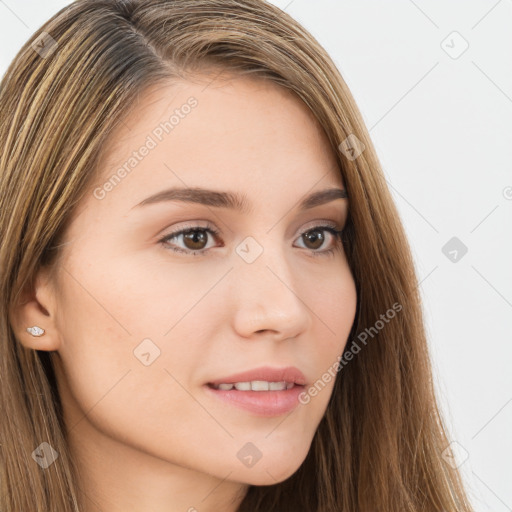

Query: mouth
[[204, 366, 307, 417], [207, 381, 299, 391]]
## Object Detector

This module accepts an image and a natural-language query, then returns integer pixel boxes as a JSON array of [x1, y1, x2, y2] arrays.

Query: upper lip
[[207, 366, 307, 386]]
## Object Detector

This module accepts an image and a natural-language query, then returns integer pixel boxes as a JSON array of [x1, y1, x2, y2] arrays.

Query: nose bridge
[[235, 233, 294, 293], [230, 234, 310, 337]]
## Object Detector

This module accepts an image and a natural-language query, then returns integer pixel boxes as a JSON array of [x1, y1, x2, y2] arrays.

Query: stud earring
[[26, 326, 45, 337]]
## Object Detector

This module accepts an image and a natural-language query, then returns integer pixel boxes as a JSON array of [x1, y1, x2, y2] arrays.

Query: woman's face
[[46, 73, 357, 489]]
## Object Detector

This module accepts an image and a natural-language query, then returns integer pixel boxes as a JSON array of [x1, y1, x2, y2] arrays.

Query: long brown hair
[[0, 1, 475, 510]]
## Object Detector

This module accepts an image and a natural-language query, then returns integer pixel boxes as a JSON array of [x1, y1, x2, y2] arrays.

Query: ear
[[9, 266, 62, 352]]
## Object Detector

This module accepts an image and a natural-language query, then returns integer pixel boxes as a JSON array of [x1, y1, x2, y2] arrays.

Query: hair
[[0, 1, 475, 510]]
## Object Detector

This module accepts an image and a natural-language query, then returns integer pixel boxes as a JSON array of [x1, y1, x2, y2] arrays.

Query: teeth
[[234, 382, 251, 391], [250, 380, 269, 391], [212, 381, 295, 391], [217, 383, 235, 390]]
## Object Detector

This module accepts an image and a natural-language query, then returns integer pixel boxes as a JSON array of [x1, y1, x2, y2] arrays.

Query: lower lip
[[204, 384, 305, 417]]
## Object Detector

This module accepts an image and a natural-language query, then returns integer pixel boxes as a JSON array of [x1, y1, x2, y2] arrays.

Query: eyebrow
[[132, 186, 347, 214]]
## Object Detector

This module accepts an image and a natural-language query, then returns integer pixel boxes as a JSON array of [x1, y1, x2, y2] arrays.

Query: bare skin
[[14, 73, 357, 512]]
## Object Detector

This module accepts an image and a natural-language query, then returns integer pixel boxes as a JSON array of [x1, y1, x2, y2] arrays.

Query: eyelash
[[158, 221, 345, 258]]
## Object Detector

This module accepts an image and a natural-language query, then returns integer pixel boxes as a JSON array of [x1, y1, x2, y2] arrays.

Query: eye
[[158, 221, 221, 256], [158, 221, 344, 257], [295, 224, 345, 257]]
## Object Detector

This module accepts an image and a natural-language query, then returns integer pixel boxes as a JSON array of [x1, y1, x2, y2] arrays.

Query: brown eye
[[295, 225, 343, 256], [181, 229, 209, 251], [302, 229, 326, 250], [159, 222, 343, 257], [159, 223, 221, 256]]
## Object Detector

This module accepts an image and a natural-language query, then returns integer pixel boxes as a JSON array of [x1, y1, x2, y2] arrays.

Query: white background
[[1, 1, 511, 510]]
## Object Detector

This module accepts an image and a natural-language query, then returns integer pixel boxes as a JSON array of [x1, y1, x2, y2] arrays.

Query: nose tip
[[227, 238, 316, 339], [230, 270, 310, 341]]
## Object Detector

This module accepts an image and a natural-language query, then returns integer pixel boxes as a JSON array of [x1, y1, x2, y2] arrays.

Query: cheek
[[298, 266, 357, 403], [53, 276, 215, 472], [53, 247, 221, 421], [312, 263, 358, 357]]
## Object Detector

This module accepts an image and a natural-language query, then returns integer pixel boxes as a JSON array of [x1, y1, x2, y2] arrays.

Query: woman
[[0, 0, 475, 510]]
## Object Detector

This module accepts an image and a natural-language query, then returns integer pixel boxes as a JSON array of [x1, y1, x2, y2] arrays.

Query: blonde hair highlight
[[0, 1, 475, 510]]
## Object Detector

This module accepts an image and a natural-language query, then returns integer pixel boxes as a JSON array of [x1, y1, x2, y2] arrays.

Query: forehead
[[102, 73, 338, 168], [83, 73, 343, 219]]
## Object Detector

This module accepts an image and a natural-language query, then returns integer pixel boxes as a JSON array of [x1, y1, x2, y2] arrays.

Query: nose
[[229, 246, 311, 341]]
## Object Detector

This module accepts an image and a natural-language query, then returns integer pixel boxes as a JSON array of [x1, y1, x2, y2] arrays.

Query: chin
[[233, 457, 306, 486]]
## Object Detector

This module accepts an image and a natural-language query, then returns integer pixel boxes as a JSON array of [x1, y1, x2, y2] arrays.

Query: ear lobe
[[9, 267, 61, 352]]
